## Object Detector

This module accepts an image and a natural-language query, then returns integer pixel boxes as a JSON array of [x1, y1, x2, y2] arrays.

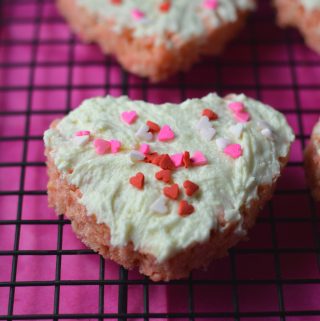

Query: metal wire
[[0, 0, 319, 320]]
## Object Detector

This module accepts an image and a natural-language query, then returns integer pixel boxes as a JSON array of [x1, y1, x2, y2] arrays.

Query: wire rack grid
[[0, 0, 319, 320]]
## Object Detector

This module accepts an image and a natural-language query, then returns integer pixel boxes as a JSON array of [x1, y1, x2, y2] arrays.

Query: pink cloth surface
[[0, 1, 320, 320]]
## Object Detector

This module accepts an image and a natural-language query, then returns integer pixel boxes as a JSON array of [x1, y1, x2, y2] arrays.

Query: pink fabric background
[[0, 1, 319, 320]]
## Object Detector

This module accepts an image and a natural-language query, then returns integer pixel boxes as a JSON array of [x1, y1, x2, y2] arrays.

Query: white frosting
[[76, 0, 255, 46], [44, 94, 294, 262], [300, 0, 320, 10]]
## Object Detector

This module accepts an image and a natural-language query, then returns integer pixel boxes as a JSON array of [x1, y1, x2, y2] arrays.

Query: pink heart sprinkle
[[170, 153, 183, 167], [224, 144, 243, 159], [131, 8, 145, 21], [121, 110, 138, 125], [93, 139, 110, 155], [234, 111, 250, 123], [158, 125, 175, 142], [75, 130, 90, 136], [110, 140, 121, 153], [191, 151, 208, 166], [228, 101, 245, 113], [139, 143, 150, 155], [202, 0, 218, 9]]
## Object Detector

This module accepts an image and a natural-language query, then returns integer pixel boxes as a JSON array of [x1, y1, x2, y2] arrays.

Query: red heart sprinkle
[[146, 120, 160, 133], [183, 151, 191, 168], [145, 152, 159, 163], [111, 0, 122, 4], [202, 108, 218, 121], [183, 180, 199, 197], [163, 184, 179, 200], [129, 172, 144, 190], [178, 200, 195, 216], [155, 170, 172, 183], [159, 1, 171, 12], [152, 154, 165, 166], [159, 154, 175, 170]]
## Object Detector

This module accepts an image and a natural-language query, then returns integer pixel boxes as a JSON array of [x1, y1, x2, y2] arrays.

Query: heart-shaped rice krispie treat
[[57, 0, 255, 81], [44, 93, 294, 281], [274, 0, 320, 54]]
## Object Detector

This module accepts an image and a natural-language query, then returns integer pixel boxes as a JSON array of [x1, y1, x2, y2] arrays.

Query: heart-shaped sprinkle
[[163, 183, 180, 200], [159, 1, 171, 12], [202, 0, 218, 10], [234, 111, 250, 123], [121, 110, 137, 125], [110, 140, 121, 153], [191, 151, 208, 166], [224, 144, 243, 159], [152, 154, 164, 166], [139, 143, 150, 155], [183, 151, 191, 168], [129, 172, 144, 190], [257, 121, 273, 139], [229, 123, 244, 138], [131, 8, 145, 21], [146, 120, 160, 133], [159, 154, 175, 170], [93, 139, 110, 155], [200, 126, 216, 141], [111, 0, 121, 4], [74, 135, 90, 146], [261, 127, 272, 138], [129, 150, 145, 163], [75, 130, 90, 136], [196, 116, 211, 130], [183, 180, 199, 197], [202, 109, 218, 121], [150, 196, 168, 214], [145, 152, 159, 163], [178, 200, 195, 216], [228, 101, 245, 113], [216, 137, 231, 151], [155, 170, 172, 183], [158, 125, 175, 142], [135, 124, 153, 141], [170, 153, 183, 167], [228, 101, 250, 123]]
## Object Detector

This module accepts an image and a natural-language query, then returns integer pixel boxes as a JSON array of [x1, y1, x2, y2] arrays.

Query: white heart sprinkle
[[257, 120, 273, 139], [200, 126, 216, 141], [216, 138, 231, 151], [150, 196, 168, 214], [196, 116, 211, 130], [229, 123, 244, 139], [73, 135, 89, 146], [129, 150, 145, 163], [261, 127, 273, 138], [135, 124, 153, 141]]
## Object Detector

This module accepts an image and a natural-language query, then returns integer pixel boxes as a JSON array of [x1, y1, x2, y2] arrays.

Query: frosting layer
[[44, 94, 294, 262], [75, 0, 255, 46]]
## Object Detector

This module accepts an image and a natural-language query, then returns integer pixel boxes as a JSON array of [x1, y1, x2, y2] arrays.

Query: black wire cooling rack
[[0, 0, 320, 320]]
